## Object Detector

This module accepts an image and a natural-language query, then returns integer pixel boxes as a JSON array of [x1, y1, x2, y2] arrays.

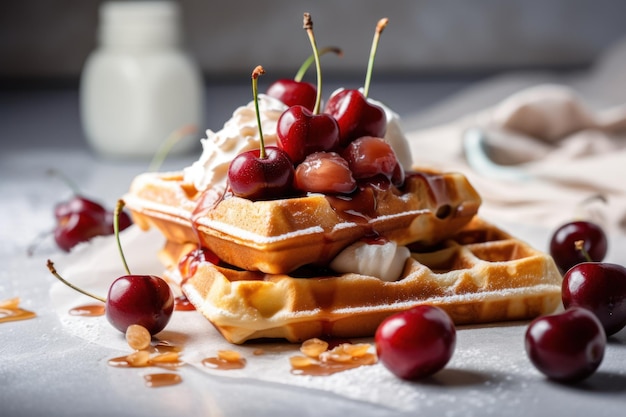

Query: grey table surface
[[2, 80, 626, 417]]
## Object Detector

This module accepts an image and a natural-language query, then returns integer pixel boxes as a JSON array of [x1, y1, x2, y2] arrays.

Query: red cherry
[[323, 17, 389, 146], [375, 305, 456, 380], [341, 136, 404, 185], [525, 307, 605, 383], [228, 66, 295, 200], [228, 146, 294, 200], [562, 262, 626, 336], [54, 195, 107, 220], [54, 211, 107, 252], [276, 105, 340, 164], [324, 89, 386, 146], [105, 274, 174, 335], [266, 46, 342, 110], [266, 79, 316, 112], [294, 152, 356, 194], [549, 221, 607, 273]]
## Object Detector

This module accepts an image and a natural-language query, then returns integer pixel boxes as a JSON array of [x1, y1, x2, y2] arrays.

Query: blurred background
[[2, 0, 626, 151]]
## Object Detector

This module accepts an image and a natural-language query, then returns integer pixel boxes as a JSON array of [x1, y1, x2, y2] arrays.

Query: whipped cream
[[330, 240, 410, 282], [183, 94, 288, 192]]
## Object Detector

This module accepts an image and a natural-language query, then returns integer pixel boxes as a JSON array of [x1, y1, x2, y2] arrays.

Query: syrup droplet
[[68, 303, 105, 317], [144, 373, 182, 388], [174, 295, 195, 311]]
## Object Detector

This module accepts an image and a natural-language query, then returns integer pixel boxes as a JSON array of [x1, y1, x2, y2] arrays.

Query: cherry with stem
[[266, 46, 342, 111], [228, 66, 295, 200], [276, 13, 340, 164], [324, 18, 389, 145]]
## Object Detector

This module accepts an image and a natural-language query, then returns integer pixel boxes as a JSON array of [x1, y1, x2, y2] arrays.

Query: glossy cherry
[[105, 274, 174, 334], [44, 169, 133, 252], [54, 195, 107, 220], [228, 146, 294, 200], [525, 307, 605, 383], [228, 66, 295, 200], [276, 14, 340, 164], [323, 18, 389, 146], [54, 211, 107, 252], [324, 89, 386, 146], [549, 220, 607, 273], [276, 105, 340, 164], [562, 262, 626, 336], [266, 46, 341, 111], [341, 136, 404, 185], [267, 79, 317, 112], [294, 152, 357, 194], [375, 305, 456, 380]]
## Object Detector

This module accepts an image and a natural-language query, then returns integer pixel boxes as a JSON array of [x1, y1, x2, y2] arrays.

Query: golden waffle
[[124, 169, 482, 274], [178, 217, 562, 344]]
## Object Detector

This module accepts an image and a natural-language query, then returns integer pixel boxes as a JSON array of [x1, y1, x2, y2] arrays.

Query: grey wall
[[3, 0, 626, 80]]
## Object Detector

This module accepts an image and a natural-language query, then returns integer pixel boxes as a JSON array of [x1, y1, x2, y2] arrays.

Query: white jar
[[80, 1, 204, 158]]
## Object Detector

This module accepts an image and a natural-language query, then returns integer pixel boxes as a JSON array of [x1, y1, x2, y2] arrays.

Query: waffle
[[124, 169, 482, 274], [177, 217, 562, 344]]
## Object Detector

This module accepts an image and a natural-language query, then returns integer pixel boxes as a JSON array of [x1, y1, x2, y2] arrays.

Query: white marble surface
[[2, 83, 626, 416]]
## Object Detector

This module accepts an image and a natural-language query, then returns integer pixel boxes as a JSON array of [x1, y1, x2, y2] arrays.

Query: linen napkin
[[404, 40, 626, 237]]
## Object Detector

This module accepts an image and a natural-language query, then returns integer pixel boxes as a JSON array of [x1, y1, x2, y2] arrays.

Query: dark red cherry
[[341, 136, 404, 185], [324, 89, 386, 146], [105, 274, 174, 335], [227, 146, 295, 200], [525, 307, 605, 383], [294, 152, 356, 194], [562, 262, 626, 336], [549, 221, 607, 273], [276, 105, 340, 164], [54, 211, 107, 252], [266, 79, 316, 112], [54, 195, 107, 220], [266, 46, 342, 110], [375, 305, 456, 380]]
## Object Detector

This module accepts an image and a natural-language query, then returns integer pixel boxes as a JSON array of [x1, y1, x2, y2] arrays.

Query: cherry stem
[[46, 259, 106, 303], [363, 17, 388, 98], [252, 65, 267, 159], [114, 199, 132, 275], [148, 124, 198, 172], [294, 46, 342, 82], [303, 13, 323, 114], [47, 168, 81, 195], [575, 240, 593, 262], [26, 228, 54, 257]]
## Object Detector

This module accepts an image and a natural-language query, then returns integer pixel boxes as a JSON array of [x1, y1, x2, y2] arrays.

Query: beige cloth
[[404, 40, 626, 236]]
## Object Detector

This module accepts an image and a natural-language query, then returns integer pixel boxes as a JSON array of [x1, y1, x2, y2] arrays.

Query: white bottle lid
[[98, 1, 182, 48]]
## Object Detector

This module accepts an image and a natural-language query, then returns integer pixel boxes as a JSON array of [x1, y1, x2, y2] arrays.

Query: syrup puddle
[[291, 353, 377, 376], [69, 303, 105, 317], [0, 298, 36, 323], [202, 356, 247, 370], [144, 373, 182, 388]]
